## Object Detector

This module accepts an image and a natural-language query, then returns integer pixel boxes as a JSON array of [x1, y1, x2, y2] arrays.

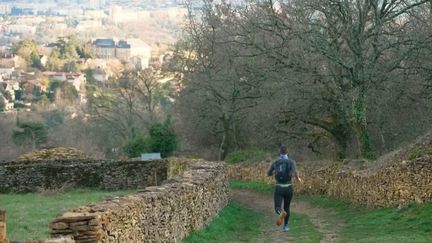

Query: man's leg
[[283, 186, 293, 225], [274, 186, 283, 214]]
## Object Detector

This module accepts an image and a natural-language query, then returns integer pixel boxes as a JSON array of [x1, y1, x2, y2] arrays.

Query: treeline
[[172, 0, 432, 160], [13, 36, 94, 72]]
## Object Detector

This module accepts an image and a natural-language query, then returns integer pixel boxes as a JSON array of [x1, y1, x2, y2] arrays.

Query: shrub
[[123, 135, 149, 158], [225, 149, 269, 164], [147, 118, 177, 158]]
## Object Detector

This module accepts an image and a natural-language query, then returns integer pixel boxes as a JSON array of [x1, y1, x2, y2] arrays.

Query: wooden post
[[0, 209, 8, 243]]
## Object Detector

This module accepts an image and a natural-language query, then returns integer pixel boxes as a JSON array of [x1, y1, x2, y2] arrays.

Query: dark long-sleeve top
[[267, 154, 297, 177]]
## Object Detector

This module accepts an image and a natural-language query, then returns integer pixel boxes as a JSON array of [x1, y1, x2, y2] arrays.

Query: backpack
[[274, 159, 292, 183]]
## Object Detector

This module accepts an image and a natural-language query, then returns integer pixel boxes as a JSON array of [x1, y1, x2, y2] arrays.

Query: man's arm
[[290, 160, 302, 183], [267, 163, 275, 176]]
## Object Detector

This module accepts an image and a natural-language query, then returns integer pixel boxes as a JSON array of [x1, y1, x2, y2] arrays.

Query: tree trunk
[[218, 114, 234, 161], [351, 87, 374, 159]]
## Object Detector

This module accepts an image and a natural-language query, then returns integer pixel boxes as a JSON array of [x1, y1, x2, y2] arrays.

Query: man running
[[267, 144, 302, 232]]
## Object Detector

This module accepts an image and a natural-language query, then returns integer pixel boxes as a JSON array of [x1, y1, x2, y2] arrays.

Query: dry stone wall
[[0, 160, 168, 193], [228, 156, 432, 208], [0, 210, 8, 243], [49, 161, 229, 243]]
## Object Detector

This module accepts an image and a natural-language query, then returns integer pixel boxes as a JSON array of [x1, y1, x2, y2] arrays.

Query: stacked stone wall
[[49, 161, 228, 242], [0, 160, 168, 193], [228, 156, 432, 207], [0, 210, 8, 243]]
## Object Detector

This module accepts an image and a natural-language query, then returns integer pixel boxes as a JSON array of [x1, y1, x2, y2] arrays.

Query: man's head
[[280, 144, 287, 155]]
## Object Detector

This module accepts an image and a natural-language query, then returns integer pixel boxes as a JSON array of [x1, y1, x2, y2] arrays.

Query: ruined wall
[[49, 161, 229, 243], [228, 156, 432, 208], [0, 160, 168, 193]]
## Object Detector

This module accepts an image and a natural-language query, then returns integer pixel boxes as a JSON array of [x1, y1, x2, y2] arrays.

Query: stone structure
[[0, 210, 8, 243], [0, 160, 168, 193], [228, 155, 432, 208], [49, 161, 228, 242]]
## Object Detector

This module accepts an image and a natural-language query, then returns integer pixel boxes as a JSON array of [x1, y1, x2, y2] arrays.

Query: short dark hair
[[280, 144, 287, 155]]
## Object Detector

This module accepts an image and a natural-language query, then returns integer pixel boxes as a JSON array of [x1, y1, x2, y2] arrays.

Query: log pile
[[17, 148, 88, 161], [49, 161, 229, 243]]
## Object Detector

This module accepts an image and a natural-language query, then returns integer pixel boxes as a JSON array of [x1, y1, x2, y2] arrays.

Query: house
[[0, 95, 14, 111], [93, 38, 116, 59], [1, 81, 19, 101], [40, 55, 49, 67], [116, 40, 131, 61], [45, 72, 86, 92], [0, 67, 15, 80], [131, 56, 149, 70], [65, 73, 86, 92], [127, 38, 152, 69], [92, 68, 109, 83], [127, 39, 152, 58]]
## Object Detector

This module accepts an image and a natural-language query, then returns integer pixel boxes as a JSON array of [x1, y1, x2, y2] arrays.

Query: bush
[[225, 149, 269, 164], [123, 119, 177, 159], [123, 135, 149, 158], [147, 118, 177, 158]]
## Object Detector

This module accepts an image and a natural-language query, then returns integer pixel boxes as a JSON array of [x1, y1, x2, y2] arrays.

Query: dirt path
[[230, 189, 344, 243]]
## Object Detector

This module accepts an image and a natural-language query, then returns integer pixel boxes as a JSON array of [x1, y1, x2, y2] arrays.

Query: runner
[[267, 144, 302, 232]]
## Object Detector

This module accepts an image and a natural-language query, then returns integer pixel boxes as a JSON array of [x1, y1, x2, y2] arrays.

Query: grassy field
[[307, 196, 432, 243], [0, 189, 135, 240], [183, 203, 263, 243]]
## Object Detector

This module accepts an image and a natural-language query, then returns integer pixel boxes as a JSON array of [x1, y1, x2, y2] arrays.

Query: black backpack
[[274, 159, 292, 183]]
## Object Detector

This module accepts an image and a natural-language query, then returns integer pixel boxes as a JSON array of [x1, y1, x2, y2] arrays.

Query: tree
[[13, 39, 42, 69], [12, 121, 48, 149], [86, 68, 172, 153], [46, 49, 64, 71], [173, 0, 432, 160], [48, 80, 78, 103], [173, 2, 267, 159], [84, 69, 97, 85]]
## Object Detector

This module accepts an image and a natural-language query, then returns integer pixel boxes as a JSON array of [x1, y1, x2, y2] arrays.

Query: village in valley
[[0, 0, 188, 113]]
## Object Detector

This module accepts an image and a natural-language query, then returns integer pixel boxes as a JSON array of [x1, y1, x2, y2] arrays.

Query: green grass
[[0, 189, 135, 240], [183, 203, 263, 243], [229, 180, 273, 193], [288, 212, 323, 243], [307, 196, 432, 242], [225, 149, 269, 164]]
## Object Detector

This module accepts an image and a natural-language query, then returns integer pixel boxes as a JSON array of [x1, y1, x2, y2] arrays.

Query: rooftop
[[94, 38, 115, 48]]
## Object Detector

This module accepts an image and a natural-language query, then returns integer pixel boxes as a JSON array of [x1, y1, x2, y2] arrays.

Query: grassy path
[[231, 189, 340, 243], [230, 181, 432, 243]]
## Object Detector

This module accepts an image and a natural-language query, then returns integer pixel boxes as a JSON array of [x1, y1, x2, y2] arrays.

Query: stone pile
[[228, 156, 432, 208], [16, 148, 89, 162], [49, 161, 228, 243], [0, 160, 168, 193]]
